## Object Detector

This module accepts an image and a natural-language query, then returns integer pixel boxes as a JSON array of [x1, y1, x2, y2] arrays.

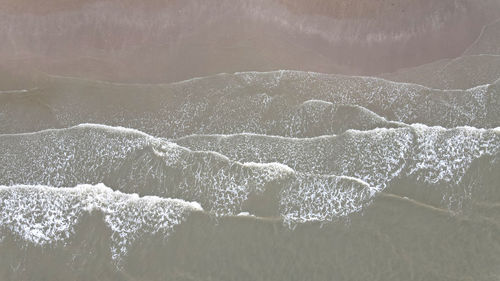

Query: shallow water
[[1, 1, 500, 281]]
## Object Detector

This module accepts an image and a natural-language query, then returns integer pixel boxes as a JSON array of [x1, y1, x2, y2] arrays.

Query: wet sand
[[1, 0, 500, 82]]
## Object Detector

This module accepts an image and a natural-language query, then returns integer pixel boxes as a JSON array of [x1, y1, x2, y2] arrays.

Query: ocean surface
[[1, 1, 500, 281]]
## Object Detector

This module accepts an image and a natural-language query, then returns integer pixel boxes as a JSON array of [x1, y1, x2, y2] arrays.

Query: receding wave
[[379, 18, 500, 90], [0, 71, 498, 136], [463, 19, 500, 56], [380, 54, 500, 90]]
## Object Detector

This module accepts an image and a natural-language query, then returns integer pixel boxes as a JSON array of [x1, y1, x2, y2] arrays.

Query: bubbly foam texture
[[0, 124, 282, 216], [2, 71, 497, 137], [166, 71, 500, 136], [278, 99, 396, 137], [0, 184, 201, 263], [176, 124, 500, 207], [0, 124, 373, 221], [408, 125, 500, 207], [409, 125, 498, 184], [227, 71, 498, 127], [280, 174, 374, 225], [177, 127, 415, 189]]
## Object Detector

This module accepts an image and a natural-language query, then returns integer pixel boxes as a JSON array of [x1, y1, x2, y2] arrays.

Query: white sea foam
[[176, 124, 500, 209], [236, 212, 254, 217], [1, 124, 379, 224], [4, 122, 496, 228], [4, 70, 496, 138], [0, 184, 201, 263], [280, 174, 374, 225]]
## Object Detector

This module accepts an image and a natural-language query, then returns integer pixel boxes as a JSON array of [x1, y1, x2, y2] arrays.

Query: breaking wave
[[0, 124, 375, 224], [176, 124, 500, 209], [0, 183, 201, 263]]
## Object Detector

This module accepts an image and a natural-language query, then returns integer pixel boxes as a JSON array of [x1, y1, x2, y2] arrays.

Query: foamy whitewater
[[1, 3, 500, 279], [0, 184, 202, 263], [1, 70, 499, 278]]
